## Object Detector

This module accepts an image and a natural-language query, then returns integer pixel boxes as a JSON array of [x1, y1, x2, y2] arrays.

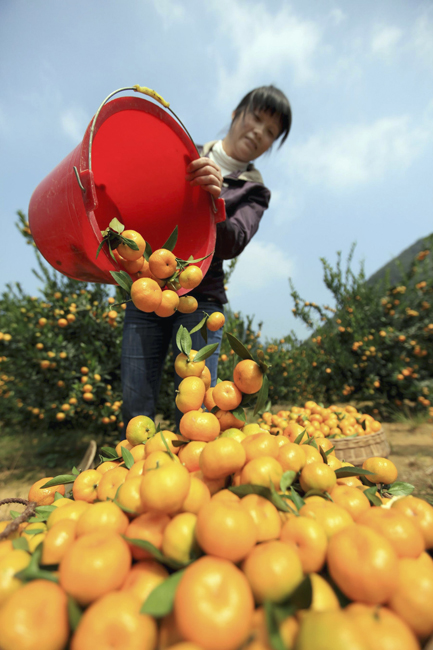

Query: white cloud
[[371, 25, 403, 58], [151, 0, 185, 28], [287, 114, 433, 191], [411, 12, 433, 66], [329, 8, 346, 26], [270, 188, 304, 226], [226, 240, 294, 297], [209, 0, 322, 104], [60, 107, 89, 143]]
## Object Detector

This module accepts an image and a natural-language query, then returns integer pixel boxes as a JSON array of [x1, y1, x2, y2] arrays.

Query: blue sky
[[1, 0, 432, 340]]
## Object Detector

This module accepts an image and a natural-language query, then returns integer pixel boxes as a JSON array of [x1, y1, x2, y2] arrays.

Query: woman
[[121, 85, 292, 428]]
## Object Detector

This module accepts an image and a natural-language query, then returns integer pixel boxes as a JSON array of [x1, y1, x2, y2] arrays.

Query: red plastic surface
[[28, 96, 225, 289]]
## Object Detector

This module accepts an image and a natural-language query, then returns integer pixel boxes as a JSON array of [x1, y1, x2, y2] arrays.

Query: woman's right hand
[[185, 158, 223, 198]]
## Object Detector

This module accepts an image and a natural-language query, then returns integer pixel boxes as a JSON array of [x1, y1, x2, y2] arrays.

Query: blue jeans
[[121, 299, 224, 431]]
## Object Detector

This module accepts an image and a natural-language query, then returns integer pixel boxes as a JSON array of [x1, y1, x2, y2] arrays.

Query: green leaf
[[231, 406, 246, 422], [144, 241, 153, 261], [334, 467, 374, 479], [123, 538, 187, 570], [226, 332, 254, 361], [287, 575, 313, 610], [71, 467, 80, 476], [34, 505, 57, 518], [181, 328, 192, 357], [325, 446, 335, 456], [9, 510, 21, 519], [161, 226, 178, 251], [280, 471, 297, 492], [67, 596, 83, 633], [160, 431, 176, 461], [289, 487, 305, 511], [294, 429, 307, 445], [193, 343, 219, 363], [12, 537, 29, 551], [23, 528, 46, 536], [95, 240, 105, 259], [254, 374, 269, 416], [121, 446, 135, 470], [305, 438, 318, 450], [363, 486, 382, 506], [319, 446, 329, 464], [189, 315, 208, 336], [229, 484, 293, 513], [100, 446, 120, 459], [108, 217, 124, 234], [264, 601, 286, 650], [303, 489, 329, 500], [141, 570, 185, 617], [386, 482, 415, 497], [110, 271, 133, 294], [171, 439, 188, 448], [41, 475, 77, 488], [120, 235, 139, 251]]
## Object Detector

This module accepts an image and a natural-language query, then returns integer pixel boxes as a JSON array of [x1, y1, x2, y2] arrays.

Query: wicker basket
[[332, 427, 390, 466]]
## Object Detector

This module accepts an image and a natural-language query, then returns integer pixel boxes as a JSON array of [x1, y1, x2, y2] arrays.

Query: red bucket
[[28, 87, 225, 290]]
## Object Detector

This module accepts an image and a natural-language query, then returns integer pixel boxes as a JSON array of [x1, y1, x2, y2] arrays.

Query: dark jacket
[[191, 141, 271, 305]]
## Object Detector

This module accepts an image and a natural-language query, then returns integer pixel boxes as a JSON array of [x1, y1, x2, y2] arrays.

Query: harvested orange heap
[[1, 357, 433, 650], [258, 402, 382, 439]]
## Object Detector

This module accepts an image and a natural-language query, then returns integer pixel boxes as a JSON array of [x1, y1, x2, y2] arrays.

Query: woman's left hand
[[186, 158, 223, 198]]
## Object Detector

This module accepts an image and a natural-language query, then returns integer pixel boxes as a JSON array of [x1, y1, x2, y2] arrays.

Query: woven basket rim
[[331, 426, 386, 449]]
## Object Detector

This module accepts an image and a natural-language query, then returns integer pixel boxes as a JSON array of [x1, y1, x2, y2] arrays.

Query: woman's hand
[[186, 158, 223, 198]]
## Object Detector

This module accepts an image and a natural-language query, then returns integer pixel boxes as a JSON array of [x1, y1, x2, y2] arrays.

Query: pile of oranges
[[1, 347, 433, 650], [258, 402, 382, 439], [106, 224, 208, 317]]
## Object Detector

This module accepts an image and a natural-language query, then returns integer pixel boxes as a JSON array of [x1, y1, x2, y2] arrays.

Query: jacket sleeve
[[214, 183, 271, 260]]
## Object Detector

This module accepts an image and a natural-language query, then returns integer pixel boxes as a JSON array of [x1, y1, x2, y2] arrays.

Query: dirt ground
[[1, 421, 433, 521]]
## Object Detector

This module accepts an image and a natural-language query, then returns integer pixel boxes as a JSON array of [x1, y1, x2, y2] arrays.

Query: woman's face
[[223, 109, 282, 162]]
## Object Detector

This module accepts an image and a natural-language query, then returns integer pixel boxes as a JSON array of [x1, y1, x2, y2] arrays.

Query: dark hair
[[231, 85, 292, 147]]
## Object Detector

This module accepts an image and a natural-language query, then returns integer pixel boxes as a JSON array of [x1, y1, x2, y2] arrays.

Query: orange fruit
[[295, 610, 369, 650], [121, 559, 169, 603], [178, 265, 203, 290], [174, 555, 254, 650], [46, 500, 90, 529], [144, 430, 179, 456], [362, 457, 398, 484], [176, 376, 207, 414], [221, 427, 246, 443], [280, 515, 328, 573], [129, 444, 146, 462], [329, 485, 371, 521], [72, 469, 101, 503], [391, 496, 433, 549], [119, 255, 146, 274], [140, 461, 191, 515], [203, 386, 216, 411], [0, 549, 31, 606], [117, 229, 146, 261], [302, 444, 323, 465], [215, 409, 245, 431], [144, 449, 182, 471], [357, 507, 425, 558], [192, 470, 227, 496], [70, 591, 157, 650], [233, 359, 263, 394], [125, 511, 170, 561], [28, 477, 65, 505], [307, 573, 340, 613], [149, 248, 177, 279], [345, 603, 421, 650], [75, 501, 129, 537], [388, 555, 433, 638], [200, 364, 211, 391], [126, 459, 146, 480], [96, 460, 121, 474], [178, 440, 207, 472], [239, 493, 282, 542], [242, 431, 279, 462], [299, 461, 336, 493], [212, 380, 242, 411], [240, 456, 283, 490], [327, 524, 399, 605], [177, 295, 199, 314], [299, 500, 354, 539], [199, 436, 246, 479], [155, 289, 180, 317], [130, 277, 162, 312], [180, 410, 220, 442], [96, 466, 129, 501], [126, 414, 156, 445], [162, 512, 200, 564], [116, 476, 147, 516], [180, 476, 211, 515], [195, 499, 257, 562], [207, 312, 225, 331], [277, 442, 306, 472], [0, 579, 69, 650], [59, 532, 131, 605], [175, 350, 205, 378], [41, 519, 77, 566], [242, 539, 303, 604]]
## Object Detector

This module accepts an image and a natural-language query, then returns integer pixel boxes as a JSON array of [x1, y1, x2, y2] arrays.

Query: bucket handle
[[74, 85, 218, 214]]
